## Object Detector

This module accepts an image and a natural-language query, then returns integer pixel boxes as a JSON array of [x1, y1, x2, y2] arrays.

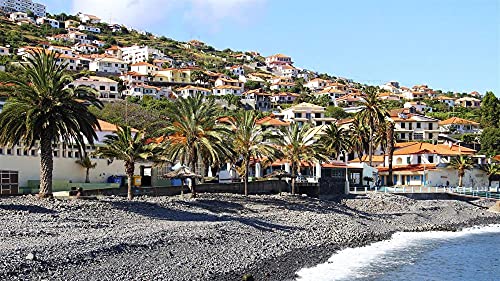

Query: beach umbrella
[[164, 166, 202, 196]]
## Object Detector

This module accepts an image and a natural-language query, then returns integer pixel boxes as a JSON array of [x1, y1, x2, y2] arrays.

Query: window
[[306, 113, 311, 119], [417, 156, 421, 164], [6, 149, 12, 155], [401, 122, 406, 129], [428, 156, 434, 163], [428, 123, 433, 130], [99, 86, 105, 90], [110, 86, 116, 91], [428, 133, 433, 139], [295, 113, 301, 118], [400, 133, 405, 139], [407, 157, 411, 164], [416, 122, 421, 129]]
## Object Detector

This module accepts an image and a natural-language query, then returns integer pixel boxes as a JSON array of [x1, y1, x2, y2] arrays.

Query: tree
[[159, 94, 232, 198], [244, 80, 261, 91], [449, 156, 474, 187], [480, 91, 499, 128], [480, 128, 500, 157], [230, 111, 281, 196], [356, 86, 388, 166], [0, 50, 102, 198], [386, 121, 396, 186], [480, 164, 499, 188], [96, 126, 153, 200], [319, 123, 351, 160], [276, 123, 327, 195], [325, 106, 350, 119], [349, 117, 370, 161], [76, 155, 97, 183], [190, 70, 210, 84]]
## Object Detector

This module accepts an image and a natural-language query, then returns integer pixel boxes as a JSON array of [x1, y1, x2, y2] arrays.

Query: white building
[[214, 77, 244, 89], [124, 83, 169, 100], [72, 43, 98, 54], [279, 64, 298, 78], [265, 54, 293, 67], [130, 62, 158, 76], [77, 12, 101, 24], [225, 65, 244, 76], [389, 108, 440, 141], [270, 81, 294, 91], [213, 85, 243, 96], [120, 45, 167, 64], [438, 117, 481, 134], [9, 11, 29, 22], [176, 86, 211, 99], [404, 101, 431, 113], [71, 76, 120, 100], [36, 17, 60, 28], [89, 57, 128, 74], [78, 25, 101, 34], [270, 92, 299, 104], [280, 102, 336, 126], [0, 119, 141, 192], [48, 45, 74, 56], [456, 97, 481, 108], [435, 96, 456, 107], [305, 78, 329, 91], [0, 0, 46, 17]]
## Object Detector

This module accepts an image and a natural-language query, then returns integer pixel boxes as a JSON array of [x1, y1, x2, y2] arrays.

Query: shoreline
[[0, 193, 499, 281]]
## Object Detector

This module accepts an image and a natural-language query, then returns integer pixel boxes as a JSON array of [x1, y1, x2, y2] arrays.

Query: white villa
[[438, 117, 481, 134], [213, 85, 243, 96], [176, 86, 211, 98], [388, 108, 440, 141], [1, 0, 46, 17], [71, 76, 120, 100], [36, 17, 60, 28], [77, 12, 101, 24], [456, 97, 481, 108], [78, 25, 101, 33], [130, 62, 158, 76], [279, 102, 336, 126], [89, 57, 128, 74], [305, 78, 329, 91], [265, 54, 293, 67]]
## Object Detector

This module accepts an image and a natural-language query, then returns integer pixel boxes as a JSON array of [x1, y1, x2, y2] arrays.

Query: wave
[[295, 224, 500, 281]]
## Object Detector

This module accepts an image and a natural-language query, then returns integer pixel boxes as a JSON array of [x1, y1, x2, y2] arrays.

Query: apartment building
[[0, 0, 46, 17]]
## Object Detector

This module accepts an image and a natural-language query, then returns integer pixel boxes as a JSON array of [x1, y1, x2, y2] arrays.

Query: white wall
[[0, 154, 140, 187]]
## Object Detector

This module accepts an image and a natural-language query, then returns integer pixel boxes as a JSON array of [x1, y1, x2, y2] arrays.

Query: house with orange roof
[[120, 71, 148, 85], [213, 85, 244, 96], [456, 97, 481, 108], [469, 91, 481, 98], [304, 78, 329, 91], [105, 45, 122, 58], [336, 93, 365, 107], [438, 117, 481, 134], [77, 12, 101, 24], [215, 77, 244, 89], [176, 85, 211, 98], [130, 61, 159, 76], [270, 92, 300, 104], [315, 87, 347, 105], [78, 24, 101, 34], [72, 43, 99, 54], [434, 95, 456, 107], [265, 53, 293, 67], [270, 81, 295, 91], [370, 142, 487, 187], [225, 65, 245, 76], [403, 101, 431, 113], [241, 89, 271, 111], [278, 64, 298, 78]]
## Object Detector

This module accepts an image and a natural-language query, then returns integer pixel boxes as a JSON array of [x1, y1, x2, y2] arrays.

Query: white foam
[[296, 224, 500, 281]]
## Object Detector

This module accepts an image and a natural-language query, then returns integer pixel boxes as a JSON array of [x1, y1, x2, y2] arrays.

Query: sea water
[[296, 225, 500, 281]]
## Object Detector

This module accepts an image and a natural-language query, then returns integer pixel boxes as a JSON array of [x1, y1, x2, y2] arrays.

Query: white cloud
[[71, 0, 265, 32]]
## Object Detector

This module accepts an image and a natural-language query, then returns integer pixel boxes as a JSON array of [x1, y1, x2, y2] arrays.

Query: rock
[[25, 252, 35, 261]]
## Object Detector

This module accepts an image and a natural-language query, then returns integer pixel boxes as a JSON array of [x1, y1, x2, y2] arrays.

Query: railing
[[350, 185, 500, 200]]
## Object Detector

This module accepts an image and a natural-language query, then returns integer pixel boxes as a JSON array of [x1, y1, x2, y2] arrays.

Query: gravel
[[0, 193, 498, 281]]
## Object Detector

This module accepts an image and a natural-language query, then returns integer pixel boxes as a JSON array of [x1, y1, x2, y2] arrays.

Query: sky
[[42, 0, 499, 95]]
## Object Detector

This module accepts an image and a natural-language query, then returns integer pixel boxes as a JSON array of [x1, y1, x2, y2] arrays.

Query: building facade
[[0, 0, 46, 17]]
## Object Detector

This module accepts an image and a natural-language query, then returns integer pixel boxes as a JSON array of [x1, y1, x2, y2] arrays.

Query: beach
[[0, 193, 498, 281]]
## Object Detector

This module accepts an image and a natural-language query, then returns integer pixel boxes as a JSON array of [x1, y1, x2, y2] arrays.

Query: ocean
[[296, 225, 500, 281]]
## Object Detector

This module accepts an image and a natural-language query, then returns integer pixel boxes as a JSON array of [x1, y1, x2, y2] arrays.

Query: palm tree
[[159, 94, 232, 198], [230, 110, 281, 196], [276, 123, 327, 195], [481, 164, 500, 189], [319, 122, 351, 160], [96, 126, 153, 200], [386, 121, 396, 186], [450, 156, 474, 187], [76, 155, 97, 183], [356, 86, 388, 166], [349, 117, 370, 161], [0, 50, 102, 198]]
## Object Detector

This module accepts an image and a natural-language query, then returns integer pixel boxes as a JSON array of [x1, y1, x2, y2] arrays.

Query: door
[[140, 166, 152, 187]]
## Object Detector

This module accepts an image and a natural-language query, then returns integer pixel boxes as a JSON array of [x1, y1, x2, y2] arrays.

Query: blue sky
[[43, 0, 499, 95]]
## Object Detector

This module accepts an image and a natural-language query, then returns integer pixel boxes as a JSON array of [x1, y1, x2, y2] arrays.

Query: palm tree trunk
[[125, 161, 135, 200], [369, 121, 374, 167], [244, 157, 250, 196], [85, 168, 90, 183], [387, 123, 394, 186], [190, 153, 197, 198], [291, 164, 296, 195], [458, 173, 463, 187], [39, 130, 53, 198]]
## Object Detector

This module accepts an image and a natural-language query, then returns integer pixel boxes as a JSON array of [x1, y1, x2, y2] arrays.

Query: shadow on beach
[[108, 200, 300, 232], [0, 204, 57, 214]]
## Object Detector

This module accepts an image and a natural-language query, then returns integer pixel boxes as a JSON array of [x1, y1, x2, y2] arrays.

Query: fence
[[350, 185, 500, 200]]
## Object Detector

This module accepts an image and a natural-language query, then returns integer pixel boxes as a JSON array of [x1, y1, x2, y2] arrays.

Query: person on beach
[[76, 187, 85, 198]]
